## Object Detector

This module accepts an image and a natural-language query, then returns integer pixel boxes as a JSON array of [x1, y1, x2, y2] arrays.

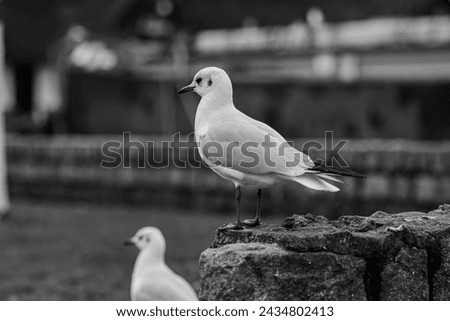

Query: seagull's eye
[[196, 77, 202, 84], [138, 235, 143, 241]]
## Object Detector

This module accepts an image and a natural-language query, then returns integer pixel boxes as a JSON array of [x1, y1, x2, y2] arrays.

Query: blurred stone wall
[[7, 135, 450, 218]]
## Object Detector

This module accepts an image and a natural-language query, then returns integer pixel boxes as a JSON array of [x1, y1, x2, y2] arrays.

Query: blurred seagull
[[124, 227, 198, 301], [178, 67, 364, 230]]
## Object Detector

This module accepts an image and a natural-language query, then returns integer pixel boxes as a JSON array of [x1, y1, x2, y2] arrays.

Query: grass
[[0, 200, 278, 300]]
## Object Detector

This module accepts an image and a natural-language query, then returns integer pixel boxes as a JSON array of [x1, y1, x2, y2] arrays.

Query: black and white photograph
[[0, 0, 450, 317]]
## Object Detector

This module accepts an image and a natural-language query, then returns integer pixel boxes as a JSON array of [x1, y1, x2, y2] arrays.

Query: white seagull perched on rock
[[124, 227, 198, 301], [178, 67, 364, 230]]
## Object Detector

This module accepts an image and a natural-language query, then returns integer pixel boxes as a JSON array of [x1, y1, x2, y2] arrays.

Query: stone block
[[199, 205, 450, 300]]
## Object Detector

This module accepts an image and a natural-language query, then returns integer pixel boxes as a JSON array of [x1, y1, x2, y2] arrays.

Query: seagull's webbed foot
[[242, 217, 260, 227], [218, 221, 245, 231]]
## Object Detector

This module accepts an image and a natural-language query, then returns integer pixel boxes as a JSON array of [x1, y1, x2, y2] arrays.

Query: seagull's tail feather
[[315, 173, 344, 184], [289, 174, 340, 192]]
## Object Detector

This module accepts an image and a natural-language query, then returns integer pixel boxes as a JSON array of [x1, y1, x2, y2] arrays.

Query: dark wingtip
[[311, 162, 367, 178]]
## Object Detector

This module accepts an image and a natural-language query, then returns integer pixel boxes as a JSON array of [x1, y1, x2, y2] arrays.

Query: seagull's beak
[[123, 239, 135, 246], [177, 84, 195, 95]]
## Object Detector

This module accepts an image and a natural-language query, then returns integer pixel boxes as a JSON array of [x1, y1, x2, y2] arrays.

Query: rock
[[199, 204, 450, 300], [433, 238, 450, 300], [380, 247, 428, 300], [199, 243, 366, 301]]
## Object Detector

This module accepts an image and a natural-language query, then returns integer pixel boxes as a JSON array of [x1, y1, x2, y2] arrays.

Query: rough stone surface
[[199, 243, 366, 301], [199, 204, 450, 301], [380, 247, 428, 300], [433, 237, 450, 300]]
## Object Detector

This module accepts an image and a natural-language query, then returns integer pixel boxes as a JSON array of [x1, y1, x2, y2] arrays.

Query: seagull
[[124, 226, 198, 301], [177, 67, 364, 230]]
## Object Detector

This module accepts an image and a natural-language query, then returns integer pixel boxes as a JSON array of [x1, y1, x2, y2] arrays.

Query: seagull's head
[[177, 67, 232, 99], [124, 226, 166, 253]]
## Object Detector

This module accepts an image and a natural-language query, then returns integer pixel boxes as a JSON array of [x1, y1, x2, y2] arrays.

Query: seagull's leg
[[243, 189, 262, 226], [218, 185, 244, 230]]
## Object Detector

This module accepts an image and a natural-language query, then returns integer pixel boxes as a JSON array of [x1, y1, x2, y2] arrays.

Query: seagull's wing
[[239, 111, 291, 144], [199, 117, 314, 177]]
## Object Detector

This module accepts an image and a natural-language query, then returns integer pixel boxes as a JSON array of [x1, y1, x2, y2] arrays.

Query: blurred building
[[57, 0, 450, 140], [1, 0, 449, 136]]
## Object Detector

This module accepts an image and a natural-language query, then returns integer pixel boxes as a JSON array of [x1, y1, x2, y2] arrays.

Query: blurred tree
[[1, 0, 62, 62], [174, 0, 449, 30], [1, 0, 63, 119], [69, 0, 450, 34]]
